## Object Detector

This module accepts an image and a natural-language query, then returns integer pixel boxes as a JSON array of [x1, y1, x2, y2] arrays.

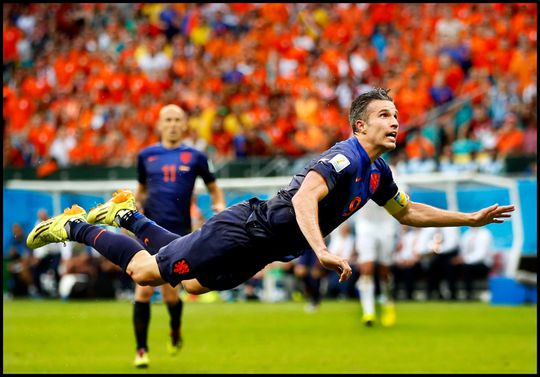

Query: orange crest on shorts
[[173, 259, 190, 275]]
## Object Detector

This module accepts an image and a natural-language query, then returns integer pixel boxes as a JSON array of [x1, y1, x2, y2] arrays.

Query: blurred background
[[3, 3, 537, 305]]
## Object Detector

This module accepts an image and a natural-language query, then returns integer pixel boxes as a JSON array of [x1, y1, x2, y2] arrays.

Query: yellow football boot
[[27, 205, 87, 249], [134, 348, 149, 368], [362, 313, 376, 327], [381, 303, 397, 327], [87, 189, 136, 227]]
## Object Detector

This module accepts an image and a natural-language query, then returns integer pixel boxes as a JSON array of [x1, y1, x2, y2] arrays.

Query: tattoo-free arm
[[392, 201, 515, 227], [292, 171, 352, 283]]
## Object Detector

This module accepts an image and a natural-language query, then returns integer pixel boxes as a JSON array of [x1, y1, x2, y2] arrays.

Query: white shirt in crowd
[[421, 227, 460, 255], [459, 227, 494, 266], [393, 227, 424, 264], [327, 222, 356, 261]]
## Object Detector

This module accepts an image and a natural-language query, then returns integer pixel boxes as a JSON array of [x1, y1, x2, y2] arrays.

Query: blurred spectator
[[49, 126, 76, 167], [405, 127, 436, 160], [6, 223, 35, 297], [325, 221, 358, 299], [2, 3, 537, 176], [521, 117, 537, 156], [422, 227, 461, 300], [392, 225, 424, 301], [209, 113, 234, 163], [438, 145, 459, 174], [405, 127, 437, 173], [31, 208, 63, 298], [429, 71, 454, 108], [476, 148, 504, 175], [495, 112, 524, 158], [452, 227, 494, 300], [489, 76, 521, 128]]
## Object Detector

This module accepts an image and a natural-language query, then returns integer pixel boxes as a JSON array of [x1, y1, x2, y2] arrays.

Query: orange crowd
[[3, 3, 537, 174]]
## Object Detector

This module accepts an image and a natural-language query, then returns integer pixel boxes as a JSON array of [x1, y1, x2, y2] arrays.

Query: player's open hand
[[317, 251, 352, 283], [470, 204, 515, 226]]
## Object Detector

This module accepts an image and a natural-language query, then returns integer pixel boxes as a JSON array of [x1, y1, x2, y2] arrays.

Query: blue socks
[[64, 210, 183, 271], [66, 220, 143, 271], [117, 211, 181, 254]]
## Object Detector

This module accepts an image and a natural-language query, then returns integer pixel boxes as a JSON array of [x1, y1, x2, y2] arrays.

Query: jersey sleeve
[[136, 152, 147, 185], [196, 152, 217, 184], [310, 151, 355, 192], [371, 159, 399, 206]]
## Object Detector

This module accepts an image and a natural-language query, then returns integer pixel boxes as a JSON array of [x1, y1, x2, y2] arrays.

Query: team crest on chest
[[369, 172, 380, 194], [180, 151, 192, 164]]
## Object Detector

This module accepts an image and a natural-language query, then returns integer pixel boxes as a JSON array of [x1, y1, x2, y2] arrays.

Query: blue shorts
[[296, 249, 320, 268], [155, 201, 286, 291]]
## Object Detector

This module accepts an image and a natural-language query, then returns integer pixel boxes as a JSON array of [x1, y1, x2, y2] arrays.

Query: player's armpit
[[383, 190, 409, 216]]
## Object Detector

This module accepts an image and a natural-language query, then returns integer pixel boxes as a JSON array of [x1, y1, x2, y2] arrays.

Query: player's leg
[[294, 251, 320, 312], [133, 285, 154, 368], [161, 284, 183, 355], [181, 279, 211, 294], [307, 258, 324, 312], [357, 261, 376, 326], [87, 189, 180, 254], [26, 204, 166, 286], [378, 238, 397, 327], [378, 264, 396, 327], [355, 226, 377, 326]]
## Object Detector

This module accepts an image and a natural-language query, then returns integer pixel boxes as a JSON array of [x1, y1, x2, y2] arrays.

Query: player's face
[[364, 100, 399, 151], [158, 108, 188, 143]]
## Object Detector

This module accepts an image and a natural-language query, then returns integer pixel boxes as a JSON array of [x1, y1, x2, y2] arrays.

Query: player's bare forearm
[[207, 182, 226, 213], [292, 192, 327, 256], [292, 171, 352, 282], [135, 183, 147, 212], [393, 201, 515, 227]]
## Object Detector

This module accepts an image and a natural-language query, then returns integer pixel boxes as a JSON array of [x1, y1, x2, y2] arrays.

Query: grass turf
[[3, 299, 537, 374]]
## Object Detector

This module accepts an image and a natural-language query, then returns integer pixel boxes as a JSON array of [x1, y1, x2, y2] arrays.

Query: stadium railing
[[6, 171, 535, 280]]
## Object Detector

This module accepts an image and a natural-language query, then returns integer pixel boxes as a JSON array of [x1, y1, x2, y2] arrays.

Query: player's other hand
[[212, 203, 226, 213], [470, 204, 515, 226], [318, 251, 352, 283]]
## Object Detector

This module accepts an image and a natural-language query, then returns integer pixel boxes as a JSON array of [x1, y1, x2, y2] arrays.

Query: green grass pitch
[[3, 299, 537, 374]]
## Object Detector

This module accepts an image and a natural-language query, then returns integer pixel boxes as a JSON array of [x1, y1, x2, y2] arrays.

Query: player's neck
[[161, 139, 183, 149], [354, 134, 383, 162]]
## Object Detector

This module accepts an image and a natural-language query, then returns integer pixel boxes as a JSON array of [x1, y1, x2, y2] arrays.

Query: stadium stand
[[3, 3, 537, 177]]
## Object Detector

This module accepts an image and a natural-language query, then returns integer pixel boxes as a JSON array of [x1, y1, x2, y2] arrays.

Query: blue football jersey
[[261, 136, 399, 250], [137, 143, 216, 235]]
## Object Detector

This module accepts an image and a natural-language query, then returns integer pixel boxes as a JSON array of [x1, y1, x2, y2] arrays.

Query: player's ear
[[356, 119, 367, 134]]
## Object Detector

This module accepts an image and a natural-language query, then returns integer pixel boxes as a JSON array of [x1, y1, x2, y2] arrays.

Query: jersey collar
[[351, 136, 371, 166]]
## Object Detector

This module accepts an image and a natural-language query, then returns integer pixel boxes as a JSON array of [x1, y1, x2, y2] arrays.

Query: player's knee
[[182, 279, 211, 295], [134, 285, 154, 301], [127, 256, 162, 287], [130, 272, 155, 286], [161, 286, 179, 303], [359, 262, 375, 275]]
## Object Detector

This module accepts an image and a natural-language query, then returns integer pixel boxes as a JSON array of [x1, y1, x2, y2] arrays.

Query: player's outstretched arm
[[392, 201, 515, 228], [292, 171, 352, 283]]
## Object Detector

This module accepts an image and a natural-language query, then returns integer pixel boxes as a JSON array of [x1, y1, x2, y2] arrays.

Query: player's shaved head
[[159, 104, 186, 119], [158, 104, 188, 148]]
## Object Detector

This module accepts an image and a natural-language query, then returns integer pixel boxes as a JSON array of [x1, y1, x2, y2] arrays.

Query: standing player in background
[[293, 249, 325, 312], [27, 89, 515, 326], [131, 104, 225, 368], [353, 200, 400, 327]]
